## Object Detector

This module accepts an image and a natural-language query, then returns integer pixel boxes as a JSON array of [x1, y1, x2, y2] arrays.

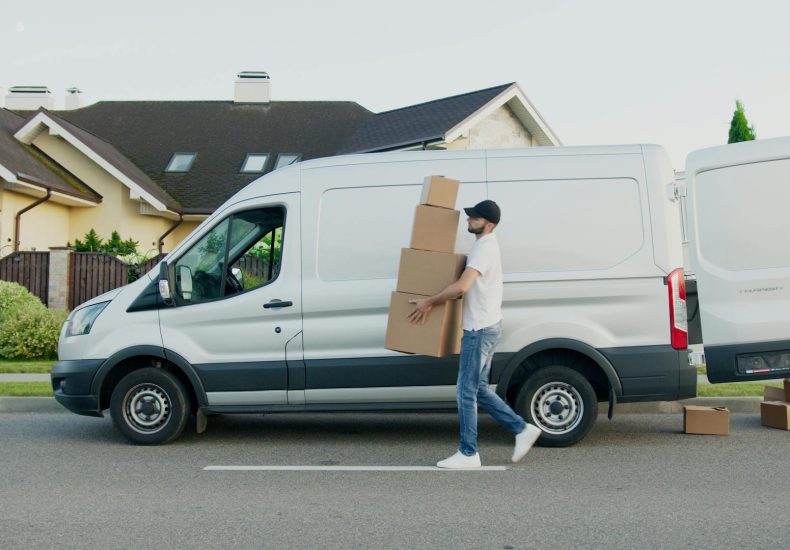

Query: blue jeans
[[457, 321, 526, 456]]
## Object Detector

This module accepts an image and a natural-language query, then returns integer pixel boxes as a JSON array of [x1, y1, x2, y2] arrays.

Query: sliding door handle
[[264, 299, 293, 309]]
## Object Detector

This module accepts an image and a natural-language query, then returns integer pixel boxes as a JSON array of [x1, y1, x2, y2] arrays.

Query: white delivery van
[[52, 140, 784, 446]]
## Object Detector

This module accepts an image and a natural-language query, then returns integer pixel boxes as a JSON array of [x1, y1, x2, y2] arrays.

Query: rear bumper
[[51, 359, 104, 417], [706, 339, 790, 383], [600, 345, 697, 402]]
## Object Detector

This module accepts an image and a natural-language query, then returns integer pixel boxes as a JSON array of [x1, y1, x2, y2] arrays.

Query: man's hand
[[408, 298, 433, 324]]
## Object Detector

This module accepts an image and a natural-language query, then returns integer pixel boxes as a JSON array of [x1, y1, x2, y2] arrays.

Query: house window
[[274, 154, 301, 170], [165, 153, 197, 172], [240, 154, 269, 173]]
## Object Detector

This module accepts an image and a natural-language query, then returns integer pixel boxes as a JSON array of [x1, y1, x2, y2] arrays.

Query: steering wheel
[[225, 267, 244, 294]]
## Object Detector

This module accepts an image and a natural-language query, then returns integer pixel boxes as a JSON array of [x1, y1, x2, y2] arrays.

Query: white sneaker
[[436, 451, 481, 469], [512, 424, 542, 463]]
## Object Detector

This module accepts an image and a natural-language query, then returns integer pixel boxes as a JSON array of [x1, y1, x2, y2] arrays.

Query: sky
[[3, 0, 789, 169]]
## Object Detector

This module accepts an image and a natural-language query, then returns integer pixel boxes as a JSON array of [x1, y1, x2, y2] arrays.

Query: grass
[[0, 359, 55, 374], [0, 382, 53, 397], [696, 365, 706, 375], [697, 381, 782, 397]]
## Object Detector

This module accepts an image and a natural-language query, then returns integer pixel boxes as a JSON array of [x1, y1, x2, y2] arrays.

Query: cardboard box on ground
[[683, 406, 730, 435], [760, 378, 790, 431], [385, 175, 465, 358]]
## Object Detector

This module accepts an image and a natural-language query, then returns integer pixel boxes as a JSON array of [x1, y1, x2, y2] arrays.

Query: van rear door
[[685, 137, 790, 382]]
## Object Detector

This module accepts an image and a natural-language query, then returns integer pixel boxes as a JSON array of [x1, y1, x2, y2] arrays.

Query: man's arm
[[407, 267, 480, 324]]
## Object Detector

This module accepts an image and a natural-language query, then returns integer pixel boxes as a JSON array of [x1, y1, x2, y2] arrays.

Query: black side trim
[[496, 339, 624, 398], [193, 361, 287, 393], [202, 402, 458, 415], [706, 339, 790, 383], [126, 276, 162, 312], [305, 355, 461, 389]]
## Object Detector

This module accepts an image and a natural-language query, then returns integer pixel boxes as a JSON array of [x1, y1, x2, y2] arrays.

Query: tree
[[728, 100, 756, 143]]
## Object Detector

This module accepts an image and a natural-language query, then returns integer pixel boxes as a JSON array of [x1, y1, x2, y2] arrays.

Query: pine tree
[[728, 100, 756, 143]]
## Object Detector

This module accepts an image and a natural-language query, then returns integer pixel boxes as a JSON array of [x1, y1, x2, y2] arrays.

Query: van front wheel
[[514, 366, 597, 447], [110, 368, 189, 445]]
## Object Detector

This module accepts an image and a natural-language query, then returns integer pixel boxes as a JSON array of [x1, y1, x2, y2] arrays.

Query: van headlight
[[65, 302, 110, 337]]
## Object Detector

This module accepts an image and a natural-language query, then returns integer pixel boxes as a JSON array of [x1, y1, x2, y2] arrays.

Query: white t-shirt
[[462, 233, 503, 331]]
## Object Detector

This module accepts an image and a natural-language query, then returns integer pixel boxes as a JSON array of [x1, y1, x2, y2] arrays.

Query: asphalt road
[[1, 411, 789, 549]]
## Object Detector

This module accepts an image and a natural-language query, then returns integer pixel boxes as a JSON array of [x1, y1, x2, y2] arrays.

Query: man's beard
[[467, 225, 484, 234]]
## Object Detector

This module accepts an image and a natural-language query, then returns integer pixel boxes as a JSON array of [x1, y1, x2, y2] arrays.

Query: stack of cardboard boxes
[[761, 378, 790, 430], [385, 176, 466, 358]]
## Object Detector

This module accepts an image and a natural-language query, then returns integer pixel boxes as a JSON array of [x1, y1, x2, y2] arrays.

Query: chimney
[[234, 71, 271, 104], [64, 87, 83, 110], [5, 86, 55, 110]]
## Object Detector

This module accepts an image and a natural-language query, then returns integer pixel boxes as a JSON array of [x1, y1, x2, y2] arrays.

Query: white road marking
[[204, 465, 508, 472]]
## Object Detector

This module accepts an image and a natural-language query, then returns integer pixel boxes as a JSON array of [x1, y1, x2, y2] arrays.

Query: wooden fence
[[68, 252, 167, 310], [0, 252, 49, 305]]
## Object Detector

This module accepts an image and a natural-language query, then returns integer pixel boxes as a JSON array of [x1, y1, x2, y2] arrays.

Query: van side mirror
[[178, 265, 193, 300], [158, 262, 174, 306], [231, 267, 243, 288]]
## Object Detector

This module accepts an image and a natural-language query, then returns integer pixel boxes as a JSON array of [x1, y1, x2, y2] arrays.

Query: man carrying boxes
[[387, 175, 541, 469]]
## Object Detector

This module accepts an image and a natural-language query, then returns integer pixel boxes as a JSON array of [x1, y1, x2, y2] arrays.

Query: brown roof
[[0, 109, 100, 202], [58, 101, 374, 213], [34, 109, 181, 212]]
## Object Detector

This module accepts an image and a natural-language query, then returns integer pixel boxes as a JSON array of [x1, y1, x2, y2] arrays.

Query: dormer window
[[274, 154, 301, 170], [165, 152, 196, 172], [240, 154, 269, 173]]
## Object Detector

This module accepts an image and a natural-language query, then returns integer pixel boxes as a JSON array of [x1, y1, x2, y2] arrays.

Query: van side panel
[[300, 156, 486, 401]]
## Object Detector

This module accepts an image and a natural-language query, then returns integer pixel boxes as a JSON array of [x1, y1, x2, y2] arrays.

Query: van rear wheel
[[515, 366, 597, 447], [110, 368, 189, 445]]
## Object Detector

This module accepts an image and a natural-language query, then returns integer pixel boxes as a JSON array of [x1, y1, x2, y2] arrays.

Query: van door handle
[[264, 299, 293, 309]]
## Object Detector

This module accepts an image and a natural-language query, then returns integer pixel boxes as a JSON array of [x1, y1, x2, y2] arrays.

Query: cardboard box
[[760, 401, 790, 430], [410, 205, 459, 254], [396, 249, 466, 296], [764, 384, 786, 402], [384, 291, 462, 357], [420, 175, 460, 210], [683, 406, 730, 435], [785, 378, 790, 402]]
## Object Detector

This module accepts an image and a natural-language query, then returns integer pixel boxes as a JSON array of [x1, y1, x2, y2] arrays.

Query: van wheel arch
[[497, 339, 622, 405], [93, 346, 206, 412]]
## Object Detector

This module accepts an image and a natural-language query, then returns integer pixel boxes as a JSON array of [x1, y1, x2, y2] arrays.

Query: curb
[[613, 397, 762, 414], [0, 396, 764, 414]]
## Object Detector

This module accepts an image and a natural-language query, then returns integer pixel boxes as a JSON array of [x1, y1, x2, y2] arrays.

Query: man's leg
[[476, 323, 541, 463], [437, 329, 484, 468], [476, 324, 526, 435], [457, 329, 483, 456]]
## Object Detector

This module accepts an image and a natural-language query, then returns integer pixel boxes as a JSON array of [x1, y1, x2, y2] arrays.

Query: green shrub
[[0, 305, 68, 359], [0, 281, 45, 325]]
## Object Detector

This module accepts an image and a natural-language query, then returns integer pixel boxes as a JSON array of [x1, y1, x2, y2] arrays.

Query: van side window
[[174, 207, 285, 304]]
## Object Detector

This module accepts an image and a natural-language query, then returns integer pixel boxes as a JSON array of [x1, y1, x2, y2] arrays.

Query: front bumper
[[50, 359, 105, 417]]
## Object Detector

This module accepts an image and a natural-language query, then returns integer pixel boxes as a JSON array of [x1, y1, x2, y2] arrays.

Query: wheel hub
[[124, 383, 171, 434], [530, 381, 584, 435]]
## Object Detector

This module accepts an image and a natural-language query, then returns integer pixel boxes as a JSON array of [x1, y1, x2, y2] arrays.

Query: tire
[[514, 366, 598, 447], [109, 367, 189, 445]]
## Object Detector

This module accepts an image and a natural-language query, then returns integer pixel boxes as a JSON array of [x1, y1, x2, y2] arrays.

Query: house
[[0, 73, 560, 258]]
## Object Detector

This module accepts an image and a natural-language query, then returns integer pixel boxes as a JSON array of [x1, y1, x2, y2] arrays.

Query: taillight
[[667, 268, 688, 350]]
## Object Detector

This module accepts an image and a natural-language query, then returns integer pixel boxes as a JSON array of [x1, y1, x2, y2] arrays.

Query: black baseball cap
[[463, 200, 501, 224]]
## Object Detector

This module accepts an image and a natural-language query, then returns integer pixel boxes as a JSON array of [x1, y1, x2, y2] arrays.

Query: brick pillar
[[48, 247, 72, 310]]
